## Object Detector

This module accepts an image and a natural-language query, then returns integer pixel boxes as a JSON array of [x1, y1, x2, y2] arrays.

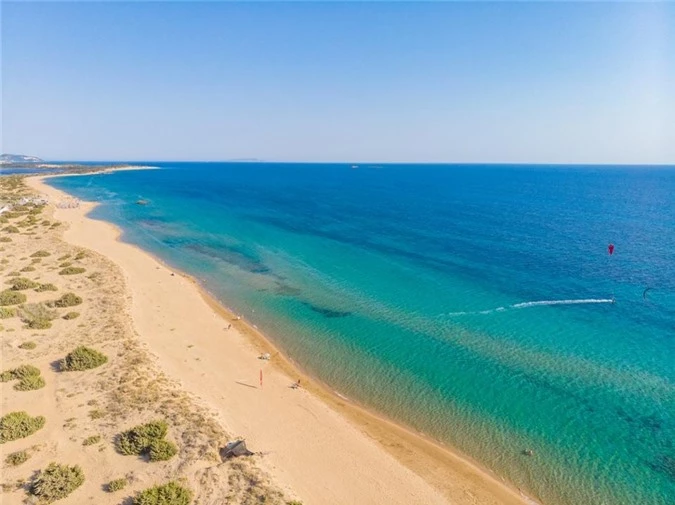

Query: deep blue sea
[[47, 163, 675, 505]]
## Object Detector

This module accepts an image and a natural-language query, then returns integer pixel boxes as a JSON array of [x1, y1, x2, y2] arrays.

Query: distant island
[[0, 153, 44, 164]]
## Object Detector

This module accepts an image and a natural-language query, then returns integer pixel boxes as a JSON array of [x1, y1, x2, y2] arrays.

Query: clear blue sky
[[2, 1, 674, 163]]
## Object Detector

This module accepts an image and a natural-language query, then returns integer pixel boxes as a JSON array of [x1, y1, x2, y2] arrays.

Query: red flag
[[259, 369, 263, 388], [608, 244, 614, 256]]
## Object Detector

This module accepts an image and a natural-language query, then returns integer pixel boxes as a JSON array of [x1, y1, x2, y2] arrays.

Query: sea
[[45, 163, 675, 505]]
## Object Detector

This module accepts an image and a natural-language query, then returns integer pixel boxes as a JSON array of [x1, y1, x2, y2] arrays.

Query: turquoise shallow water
[[48, 163, 675, 505]]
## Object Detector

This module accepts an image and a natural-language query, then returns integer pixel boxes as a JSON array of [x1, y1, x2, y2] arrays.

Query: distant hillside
[[0, 153, 44, 164]]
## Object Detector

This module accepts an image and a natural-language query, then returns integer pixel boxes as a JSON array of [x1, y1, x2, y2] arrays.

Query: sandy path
[[27, 174, 533, 505]]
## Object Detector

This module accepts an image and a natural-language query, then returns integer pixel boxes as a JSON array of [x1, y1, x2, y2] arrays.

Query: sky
[[2, 1, 674, 163]]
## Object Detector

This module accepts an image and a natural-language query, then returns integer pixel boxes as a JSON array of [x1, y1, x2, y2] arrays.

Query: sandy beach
[[4, 173, 534, 505]]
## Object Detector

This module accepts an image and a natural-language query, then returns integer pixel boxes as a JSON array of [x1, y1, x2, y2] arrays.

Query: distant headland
[[0, 154, 156, 174]]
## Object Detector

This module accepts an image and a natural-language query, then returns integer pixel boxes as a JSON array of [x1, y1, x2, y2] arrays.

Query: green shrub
[[15, 374, 46, 391], [0, 411, 46, 443], [148, 439, 178, 462], [61, 346, 108, 371], [7, 270, 20, 276], [82, 435, 101, 446], [107, 478, 128, 492], [0, 290, 27, 306], [30, 463, 84, 503], [62, 311, 80, 320], [19, 341, 37, 350], [0, 370, 15, 382], [31, 258, 42, 264], [7, 277, 39, 290], [5, 450, 30, 466], [116, 420, 169, 456], [3, 226, 19, 233], [30, 250, 51, 258], [74, 251, 86, 260], [11, 364, 41, 380], [26, 318, 51, 329], [1, 364, 46, 391], [134, 482, 192, 505], [0, 237, 12, 243], [35, 283, 58, 292], [0, 307, 16, 318], [56, 254, 71, 261], [59, 267, 85, 276], [49, 292, 82, 308], [59, 262, 72, 268], [20, 303, 57, 330], [20, 265, 36, 272]]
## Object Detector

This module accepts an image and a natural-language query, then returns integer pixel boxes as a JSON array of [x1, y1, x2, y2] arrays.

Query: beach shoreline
[[26, 172, 537, 505]]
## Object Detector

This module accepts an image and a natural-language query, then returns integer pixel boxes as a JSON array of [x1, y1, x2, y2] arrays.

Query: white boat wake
[[445, 298, 614, 317], [511, 298, 614, 308]]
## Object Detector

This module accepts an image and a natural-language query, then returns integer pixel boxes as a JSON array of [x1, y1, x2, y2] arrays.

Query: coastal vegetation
[[48, 292, 82, 308], [82, 434, 101, 446], [62, 311, 80, 320], [0, 364, 46, 391], [30, 463, 85, 503], [19, 302, 58, 329], [5, 450, 30, 466], [61, 346, 108, 371], [134, 481, 192, 505], [35, 282, 58, 292], [116, 420, 178, 462], [0, 411, 46, 443], [6, 277, 38, 290], [106, 477, 128, 492], [59, 266, 86, 275], [0, 289, 27, 305], [149, 438, 179, 461]]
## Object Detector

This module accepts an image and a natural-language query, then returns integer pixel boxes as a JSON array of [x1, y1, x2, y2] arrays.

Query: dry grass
[[19, 302, 58, 329], [5, 450, 31, 466], [59, 266, 86, 275]]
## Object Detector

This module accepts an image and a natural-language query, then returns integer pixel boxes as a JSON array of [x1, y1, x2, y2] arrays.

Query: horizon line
[[33, 160, 675, 167]]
